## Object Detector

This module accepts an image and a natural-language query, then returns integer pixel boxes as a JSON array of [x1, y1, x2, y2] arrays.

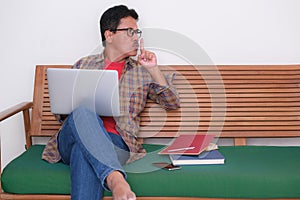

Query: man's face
[[110, 16, 140, 59]]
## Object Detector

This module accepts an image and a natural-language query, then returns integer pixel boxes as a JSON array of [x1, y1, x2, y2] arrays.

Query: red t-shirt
[[101, 59, 125, 135]]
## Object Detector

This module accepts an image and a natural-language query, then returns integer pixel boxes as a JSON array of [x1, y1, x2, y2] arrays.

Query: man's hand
[[137, 38, 167, 86], [138, 38, 157, 68]]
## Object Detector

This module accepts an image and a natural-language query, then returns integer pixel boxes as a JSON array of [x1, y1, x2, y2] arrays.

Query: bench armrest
[[0, 101, 33, 148], [0, 102, 33, 192], [0, 102, 33, 122]]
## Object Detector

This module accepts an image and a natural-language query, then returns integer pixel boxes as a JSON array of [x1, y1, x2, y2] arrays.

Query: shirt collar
[[95, 51, 138, 71]]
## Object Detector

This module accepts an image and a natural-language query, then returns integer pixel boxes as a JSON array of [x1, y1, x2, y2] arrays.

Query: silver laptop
[[47, 68, 120, 116]]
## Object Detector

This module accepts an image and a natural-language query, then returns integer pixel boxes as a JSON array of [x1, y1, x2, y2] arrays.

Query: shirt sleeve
[[148, 72, 180, 110]]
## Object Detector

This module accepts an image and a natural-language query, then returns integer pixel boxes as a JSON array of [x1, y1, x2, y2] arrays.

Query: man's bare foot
[[106, 171, 136, 200]]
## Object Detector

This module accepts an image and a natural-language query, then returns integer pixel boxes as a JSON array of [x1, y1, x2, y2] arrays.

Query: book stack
[[159, 134, 225, 165], [169, 150, 225, 165]]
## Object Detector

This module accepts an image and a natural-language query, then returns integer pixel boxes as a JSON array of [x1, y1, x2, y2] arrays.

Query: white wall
[[1, 0, 300, 168]]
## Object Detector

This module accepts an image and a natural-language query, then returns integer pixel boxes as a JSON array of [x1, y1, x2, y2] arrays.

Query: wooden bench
[[1, 64, 300, 199]]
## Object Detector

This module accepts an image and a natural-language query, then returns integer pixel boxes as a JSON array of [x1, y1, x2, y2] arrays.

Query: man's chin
[[127, 49, 138, 57]]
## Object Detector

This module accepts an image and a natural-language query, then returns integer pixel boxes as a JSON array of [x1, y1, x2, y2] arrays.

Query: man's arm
[[138, 38, 180, 110], [147, 79, 180, 110]]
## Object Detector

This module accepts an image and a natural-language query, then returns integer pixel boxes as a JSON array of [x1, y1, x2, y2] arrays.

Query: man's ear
[[104, 30, 113, 44]]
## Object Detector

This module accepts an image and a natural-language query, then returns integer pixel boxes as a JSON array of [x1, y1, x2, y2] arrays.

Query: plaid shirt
[[42, 53, 180, 163]]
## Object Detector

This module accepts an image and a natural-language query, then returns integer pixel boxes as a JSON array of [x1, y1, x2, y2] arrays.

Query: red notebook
[[159, 134, 215, 155]]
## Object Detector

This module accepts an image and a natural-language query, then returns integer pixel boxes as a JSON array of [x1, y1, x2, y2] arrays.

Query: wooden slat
[[138, 130, 300, 138], [175, 83, 300, 89], [172, 70, 300, 75], [175, 74, 300, 80], [143, 106, 300, 112], [159, 64, 300, 71], [3, 193, 265, 200], [145, 102, 300, 108], [234, 138, 247, 146], [173, 79, 300, 84], [140, 114, 300, 120], [140, 111, 300, 117], [139, 125, 300, 131]]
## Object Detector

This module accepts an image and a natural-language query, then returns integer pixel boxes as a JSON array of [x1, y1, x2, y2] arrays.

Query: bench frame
[[1, 64, 300, 200]]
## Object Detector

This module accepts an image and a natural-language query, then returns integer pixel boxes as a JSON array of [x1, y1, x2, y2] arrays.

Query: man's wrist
[[147, 66, 167, 86], [145, 65, 159, 74]]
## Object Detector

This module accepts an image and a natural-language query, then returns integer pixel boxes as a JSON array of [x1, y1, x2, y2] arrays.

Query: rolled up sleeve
[[148, 73, 180, 110]]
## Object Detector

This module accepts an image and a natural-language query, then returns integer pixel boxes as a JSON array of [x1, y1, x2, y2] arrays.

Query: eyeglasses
[[110, 28, 142, 38]]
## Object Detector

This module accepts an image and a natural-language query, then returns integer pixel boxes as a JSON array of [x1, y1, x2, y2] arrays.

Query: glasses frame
[[110, 28, 142, 38]]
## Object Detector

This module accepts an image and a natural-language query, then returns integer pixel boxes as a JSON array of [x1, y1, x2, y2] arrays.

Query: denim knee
[[72, 106, 94, 116], [72, 106, 104, 124]]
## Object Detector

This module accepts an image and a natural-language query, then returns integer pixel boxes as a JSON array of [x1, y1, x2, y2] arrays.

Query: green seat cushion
[[2, 144, 300, 198]]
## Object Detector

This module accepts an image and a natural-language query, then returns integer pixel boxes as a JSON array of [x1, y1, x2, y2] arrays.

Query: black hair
[[100, 5, 139, 46]]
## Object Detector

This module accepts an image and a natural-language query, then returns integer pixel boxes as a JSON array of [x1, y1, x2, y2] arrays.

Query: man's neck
[[104, 48, 128, 63]]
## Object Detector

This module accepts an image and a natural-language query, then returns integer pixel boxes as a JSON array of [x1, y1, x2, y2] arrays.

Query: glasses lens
[[125, 28, 142, 38], [127, 28, 134, 37], [136, 30, 142, 38]]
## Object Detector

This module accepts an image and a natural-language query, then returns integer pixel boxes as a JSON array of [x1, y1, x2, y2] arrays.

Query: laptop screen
[[47, 68, 120, 116]]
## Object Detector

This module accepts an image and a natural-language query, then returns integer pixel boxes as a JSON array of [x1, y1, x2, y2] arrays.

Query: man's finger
[[140, 38, 145, 54]]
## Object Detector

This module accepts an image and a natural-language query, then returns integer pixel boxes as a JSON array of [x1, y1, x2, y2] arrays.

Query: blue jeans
[[57, 106, 130, 200]]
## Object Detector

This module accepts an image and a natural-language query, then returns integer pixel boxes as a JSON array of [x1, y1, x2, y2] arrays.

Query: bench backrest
[[28, 64, 300, 147]]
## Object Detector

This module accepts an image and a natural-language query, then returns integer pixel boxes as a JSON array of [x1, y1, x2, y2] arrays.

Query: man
[[42, 5, 180, 200]]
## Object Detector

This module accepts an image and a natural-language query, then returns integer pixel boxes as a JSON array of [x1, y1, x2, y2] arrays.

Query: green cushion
[[2, 145, 300, 198], [1, 145, 70, 194]]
